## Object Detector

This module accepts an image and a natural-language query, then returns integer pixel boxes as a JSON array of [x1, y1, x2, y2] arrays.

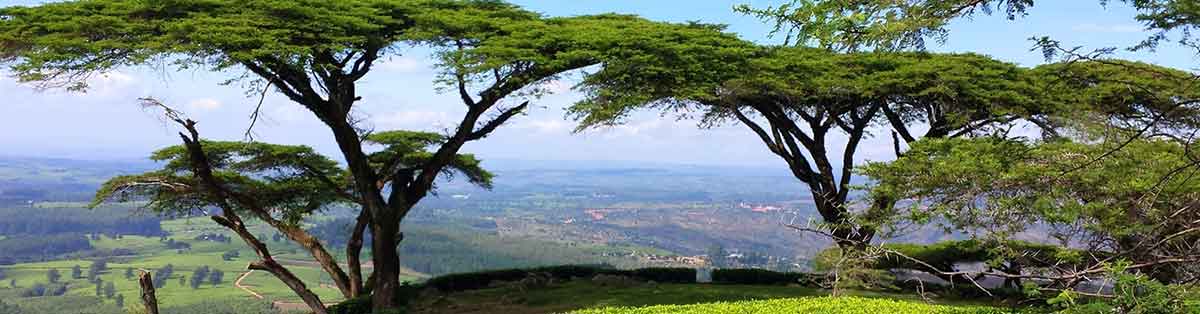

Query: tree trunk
[[212, 214, 329, 314], [250, 260, 329, 314], [347, 208, 370, 297], [268, 222, 355, 298], [812, 191, 876, 249], [370, 215, 402, 310], [137, 271, 159, 314]]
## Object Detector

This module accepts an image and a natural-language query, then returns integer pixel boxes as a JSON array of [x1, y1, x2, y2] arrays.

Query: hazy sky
[[1, 0, 1196, 168]]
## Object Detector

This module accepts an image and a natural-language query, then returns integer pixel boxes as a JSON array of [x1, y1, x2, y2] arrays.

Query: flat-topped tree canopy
[[571, 48, 1047, 134], [92, 132, 495, 219], [569, 46, 1056, 247], [0, 0, 747, 108], [0, 0, 423, 92], [1032, 59, 1200, 136], [2, 0, 755, 310], [364, 130, 493, 190], [92, 140, 349, 221]]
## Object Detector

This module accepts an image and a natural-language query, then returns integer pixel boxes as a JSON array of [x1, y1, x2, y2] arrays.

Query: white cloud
[[89, 71, 136, 90], [269, 103, 309, 123], [596, 118, 697, 140], [517, 118, 572, 134], [186, 98, 223, 111], [540, 80, 573, 94], [378, 56, 425, 73], [1071, 23, 1143, 33], [375, 110, 452, 130]]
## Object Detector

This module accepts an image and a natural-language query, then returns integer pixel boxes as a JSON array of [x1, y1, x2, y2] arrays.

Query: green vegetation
[[397, 277, 1010, 314], [711, 269, 820, 286], [0, 215, 350, 309], [0, 0, 757, 311], [570, 297, 1014, 314], [422, 265, 696, 292], [2, 0, 1199, 313]]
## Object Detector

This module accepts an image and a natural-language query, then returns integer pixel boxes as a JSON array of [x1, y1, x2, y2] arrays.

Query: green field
[[0, 215, 423, 312]]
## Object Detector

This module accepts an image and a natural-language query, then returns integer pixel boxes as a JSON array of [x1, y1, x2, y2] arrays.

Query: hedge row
[[711, 268, 822, 286], [425, 265, 697, 292]]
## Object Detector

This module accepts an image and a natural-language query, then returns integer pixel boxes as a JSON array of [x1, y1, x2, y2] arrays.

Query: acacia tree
[[571, 47, 1048, 247], [92, 107, 492, 312], [0, 0, 742, 311], [732, 0, 1197, 53]]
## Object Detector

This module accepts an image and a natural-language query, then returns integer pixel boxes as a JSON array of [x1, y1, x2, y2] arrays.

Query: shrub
[[330, 283, 422, 314], [629, 268, 696, 284], [711, 268, 818, 286], [425, 265, 625, 292], [422, 265, 703, 293], [536, 264, 614, 279], [425, 268, 528, 292], [1053, 267, 1197, 314], [328, 295, 372, 314]]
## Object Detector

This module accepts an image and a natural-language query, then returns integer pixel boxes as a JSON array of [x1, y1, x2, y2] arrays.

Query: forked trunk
[[812, 192, 876, 249]]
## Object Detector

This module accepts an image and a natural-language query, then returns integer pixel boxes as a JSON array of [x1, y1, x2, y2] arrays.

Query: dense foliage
[[570, 296, 1015, 314], [732, 0, 1197, 53], [4, 0, 1199, 313], [422, 265, 696, 292], [0, 206, 161, 237], [862, 138, 1200, 285], [570, 44, 1055, 247], [0, 233, 92, 265], [0, 0, 753, 309], [711, 268, 821, 286]]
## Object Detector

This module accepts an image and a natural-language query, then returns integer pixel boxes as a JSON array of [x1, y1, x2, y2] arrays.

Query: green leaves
[[93, 141, 348, 224], [734, 0, 1035, 52], [0, 0, 416, 90], [570, 46, 1043, 132], [861, 137, 1200, 264], [571, 296, 1013, 314], [365, 130, 495, 189]]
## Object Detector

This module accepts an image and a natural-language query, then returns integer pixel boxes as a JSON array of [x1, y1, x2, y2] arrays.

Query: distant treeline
[[308, 217, 654, 276], [0, 181, 97, 205], [0, 206, 162, 237], [0, 233, 92, 265]]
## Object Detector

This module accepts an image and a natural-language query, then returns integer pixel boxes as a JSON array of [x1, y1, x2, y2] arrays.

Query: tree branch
[[467, 101, 529, 141]]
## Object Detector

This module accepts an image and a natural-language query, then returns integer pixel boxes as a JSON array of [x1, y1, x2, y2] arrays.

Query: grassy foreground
[[406, 279, 1016, 314], [569, 296, 1016, 314]]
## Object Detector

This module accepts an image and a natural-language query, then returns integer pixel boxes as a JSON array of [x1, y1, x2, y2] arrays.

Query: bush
[[875, 240, 1073, 272], [328, 295, 372, 314], [629, 268, 696, 284], [712, 268, 819, 286], [425, 265, 616, 292], [1053, 268, 1198, 314], [535, 264, 613, 280], [330, 283, 422, 314], [425, 268, 528, 292], [423, 265, 697, 293], [20, 283, 68, 297]]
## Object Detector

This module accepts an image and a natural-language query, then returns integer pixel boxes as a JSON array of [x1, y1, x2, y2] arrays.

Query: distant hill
[[0, 156, 154, 205]]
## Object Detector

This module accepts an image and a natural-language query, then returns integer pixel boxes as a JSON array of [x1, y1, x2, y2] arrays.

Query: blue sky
[[1, 0, 1195, 168]]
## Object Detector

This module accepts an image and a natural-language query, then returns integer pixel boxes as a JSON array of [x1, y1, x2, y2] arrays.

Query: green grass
[[409, 280, 1011, 314], [569, 296, 1017, 314], [0, 215, 409, 308]]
